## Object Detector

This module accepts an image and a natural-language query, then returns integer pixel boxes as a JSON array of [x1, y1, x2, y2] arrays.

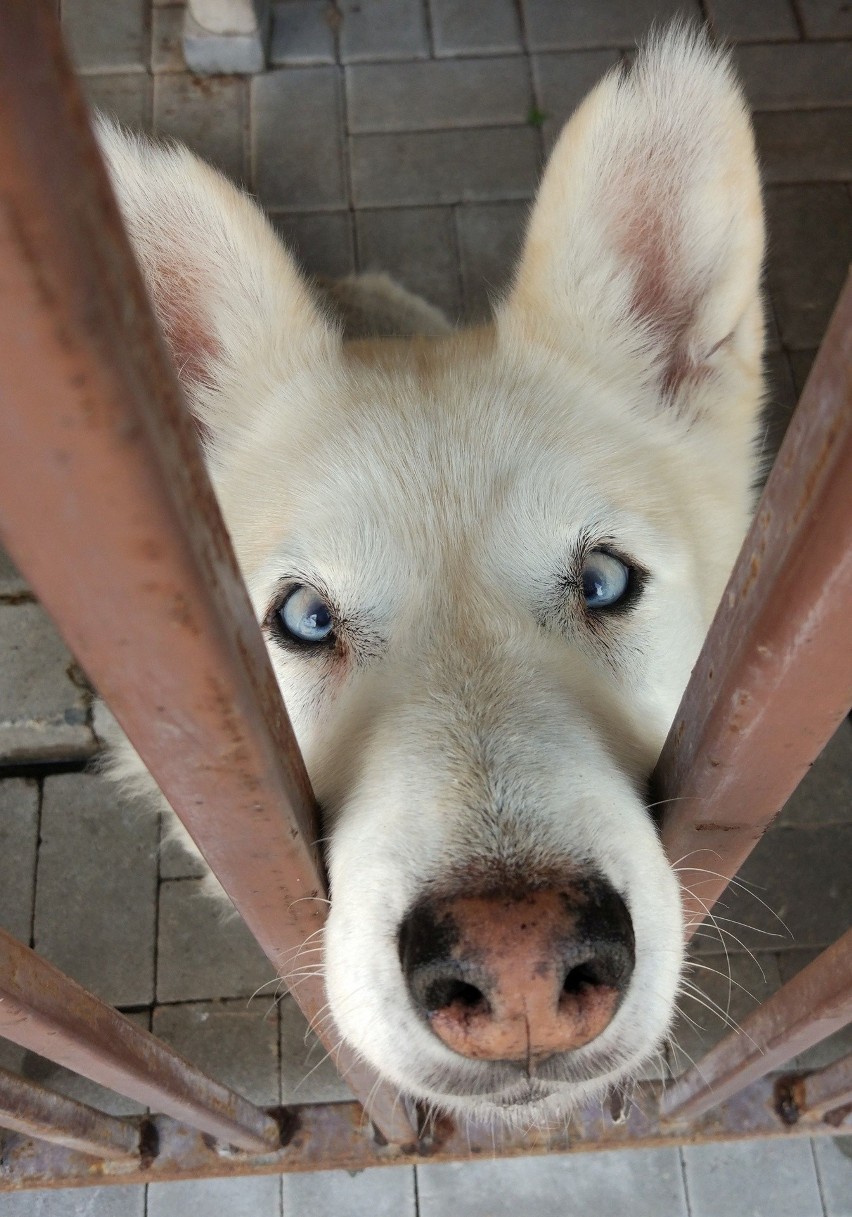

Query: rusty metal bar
[[0, 928, 279, 1152], [784, 1052, 852, 1126], [655, 271, 852, 930], [0, 2, 412, 1142], [0, 1065, 140, 1162], [0, 1076, 845, 1193], [660, 928, 852, 1121]]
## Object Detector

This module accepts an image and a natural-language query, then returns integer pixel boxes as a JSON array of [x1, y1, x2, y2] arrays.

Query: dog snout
[[398, 880, 635, 1062]]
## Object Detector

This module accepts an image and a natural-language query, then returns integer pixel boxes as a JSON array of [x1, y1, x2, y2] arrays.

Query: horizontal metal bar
[[0, 928, 279, 1153], [0, 1077, 845, 1192], [660, 927, 852, 1121], [782, 1052, 852, 1126], [0, 2, 412, 1143], [0, 1065, 139, 1161], [656, 271, 852, 931]]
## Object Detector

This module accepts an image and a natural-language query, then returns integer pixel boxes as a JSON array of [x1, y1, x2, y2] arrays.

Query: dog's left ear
[[504, 27, 764, 416]]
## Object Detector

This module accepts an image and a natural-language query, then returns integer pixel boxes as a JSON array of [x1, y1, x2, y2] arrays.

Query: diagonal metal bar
[[655, 272, 852, 931], [0, 0, 413, 1143]]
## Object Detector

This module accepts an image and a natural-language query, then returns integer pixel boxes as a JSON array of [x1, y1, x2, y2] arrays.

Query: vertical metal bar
[[660, 927, 852, 1120], [655, 272, 852, 930], [0, 2, 413, 1142], [0, 1065, 140, 1161], [0, 928, 279, 1152]]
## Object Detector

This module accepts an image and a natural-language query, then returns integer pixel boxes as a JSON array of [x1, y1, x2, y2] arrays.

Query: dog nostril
[[425, 978, 488, 1014], [561, 960, 602, 996]]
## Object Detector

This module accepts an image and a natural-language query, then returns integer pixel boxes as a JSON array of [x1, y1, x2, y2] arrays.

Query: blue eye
[[277, 585, 335, 644], [581, 551, 631, 609]]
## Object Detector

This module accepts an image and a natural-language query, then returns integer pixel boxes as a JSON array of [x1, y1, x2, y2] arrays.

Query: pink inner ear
[[149, 256, 220, 388]]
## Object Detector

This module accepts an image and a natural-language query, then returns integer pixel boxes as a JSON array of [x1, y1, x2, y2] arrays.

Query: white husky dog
[[98, 27, 764, 1122]]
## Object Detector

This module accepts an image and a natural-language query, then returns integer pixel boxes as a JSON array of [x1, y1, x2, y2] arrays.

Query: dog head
[[101, 27, 764, 1121]]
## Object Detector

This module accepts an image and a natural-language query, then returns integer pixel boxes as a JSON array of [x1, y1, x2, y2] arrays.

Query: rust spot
[[694, 822, 740, 832]]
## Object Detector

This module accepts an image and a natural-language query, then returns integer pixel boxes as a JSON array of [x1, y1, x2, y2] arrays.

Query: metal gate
[[0, 1, 849, 1192]]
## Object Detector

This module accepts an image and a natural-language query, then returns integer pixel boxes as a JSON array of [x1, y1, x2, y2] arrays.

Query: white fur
[[96, 27, 764, 1123]]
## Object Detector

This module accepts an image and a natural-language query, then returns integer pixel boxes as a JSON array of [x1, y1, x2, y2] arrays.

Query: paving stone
[[356, 206, 462, 316], [81, 71, 153, 129], [766, 184, 852, 349], [756, 110, 852, 183], [758, 350, 798, 473], [252, 67, 346, 209], [735, 41, 852, 109], [777, 718, 852, 827], [693, 825, 852, 955], [798, 0, 852, 37], [788, 348, 818, 396], [418, 1147, 689, 1216], [152, 999, 279, 1104], [151, 2, 186, 72], [279, 993, 353, 1103], [0, 779, 39, 944], [270, 211, 356, 279], [775, 949, 852, 1069], [270, 0, 336, 65], [183, 7, 269, 75], [429, 0, 522, 57], [1, 1185, 146, 1217], [813, 1137, 852, 1217], [667, 952, 782, 1075], [455, 200, 528, 320], [0, 545, 28, 597], [338, 0, 428, 63], [521, 0, 701, 51], [532, 49, 622, 149], [683, 1137, 823, 1217], [0, 603, 96, 764], [160, 824, 209, 878], [157, 878, 273, 1001], [61, 0, 148, 74], [0, 1010, 150, 1117], [350, 128, 540, 207], [148, 1176, 281, 1217], [346, 57, 532, 133], [282, 1165, 417, 1216], [155, 73, 248, 185], [705, 0, 799, 42], [34, 772, 158, 1006]]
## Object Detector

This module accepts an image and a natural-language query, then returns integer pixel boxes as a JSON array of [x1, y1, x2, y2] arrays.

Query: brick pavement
[[1, 2, 851, 1212]]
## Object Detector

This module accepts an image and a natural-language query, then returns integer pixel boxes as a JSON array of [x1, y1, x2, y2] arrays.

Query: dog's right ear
[[97, 119, 337, 452]]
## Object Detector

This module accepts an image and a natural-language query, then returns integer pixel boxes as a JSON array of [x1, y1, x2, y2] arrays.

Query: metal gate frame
[[0, 0, 849, 1192]]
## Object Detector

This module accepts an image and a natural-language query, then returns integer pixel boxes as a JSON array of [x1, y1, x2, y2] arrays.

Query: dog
[[96, 26, 765, 1124]]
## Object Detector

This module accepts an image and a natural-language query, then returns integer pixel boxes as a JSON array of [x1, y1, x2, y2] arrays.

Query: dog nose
[[398, 880, 634, 1061]]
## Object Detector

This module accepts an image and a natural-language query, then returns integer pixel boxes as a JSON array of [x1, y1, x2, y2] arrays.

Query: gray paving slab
[[62, 0, 148, 74], [151, 2, 186, 72], [350, 128, 540, 207], [356, 206, 463, 316], [346, 56, 532, 133], [682, 1137, 824, 1217], [252, 67, 347, 209], [735, 41, 852, 110], [0, 546, 28, 597], [270, 211, 356, 280], [532, 49, 622, 149], [0, 603, 96, 765], [766, 184, 852, 350], [705, 0, 799, 42], [81, 71, 153, 129], [798, 0, 852, 38], [776, 949, 852, 1070], [756, 110, 852, 183], [813, 1137, 852, 1217], [0, 1185, 146, 1217], [279, 993, 353, 1103], [270, 0, 336, 65], [34, 771, 158, 1006], [429, 0, 522, 57], [159, 824, 209, 878], [281, 1164, 417, 1216], [418, 1146, 689, 1216], [148, 1176, 282, 1217], [788, 348, 818, 396], [152, 998, 280, 1105], [157, 878, 273, 1001], [778, 718, 852, 827], [521, 0, 701, 51], [338, 0, 429, 63], [0, 778, 40, 944], [759, 350, 798, 472], [455, 200, 528, 320], [154, 73, 248, 185]]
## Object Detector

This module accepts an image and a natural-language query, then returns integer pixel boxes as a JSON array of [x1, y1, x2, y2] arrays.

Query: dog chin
[[408, 1069, 632, 1129]]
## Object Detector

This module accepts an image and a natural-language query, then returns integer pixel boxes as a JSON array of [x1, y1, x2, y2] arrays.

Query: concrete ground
[[1, 0, 851, 1213]]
